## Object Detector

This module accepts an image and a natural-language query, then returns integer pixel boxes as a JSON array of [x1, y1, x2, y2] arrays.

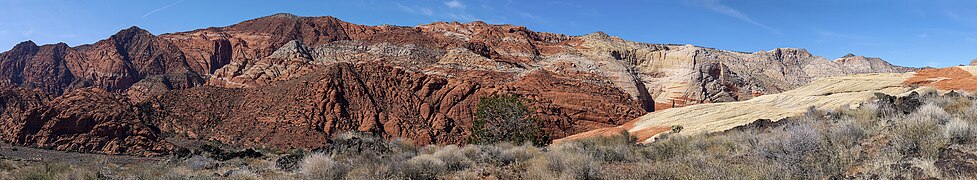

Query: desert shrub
[[388, 138, 417, 154], [469, 95, 550, 146], [8, 163, 72, 180], [829, 119, 867, 147], [227, 169, 260, 180], [944, 118, 975, 144], [540, 148, 602, 179], [462, 144, 506, 165], [892, 115, 947, 158], [916, 103, 951, 123], [298, 153, 347, 179], [432, 145, 474, 171], [441, 168, 484, 180], [757, 122, 854, 178], [0, 159, 16, 171], [942, 95, 973, 114], [553, 132, 640, 162], [498, 144, 541, 165], [640, 135, 693, 161], [325, 131, 391, 161], [121, 163, 181, 180], [345, 162, 397, 180], [960, 102, 977, 123], [401, 154, 447, 180], [8, 163, 100, 180], [186, 155, 217, 171]]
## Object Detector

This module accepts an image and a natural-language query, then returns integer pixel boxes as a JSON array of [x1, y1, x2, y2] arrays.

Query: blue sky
[[1, 0, 975, 67]]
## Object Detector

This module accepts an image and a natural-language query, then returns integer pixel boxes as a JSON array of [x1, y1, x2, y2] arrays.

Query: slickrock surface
[[0, 14, 915, 155], [561, 66, 977, 144]]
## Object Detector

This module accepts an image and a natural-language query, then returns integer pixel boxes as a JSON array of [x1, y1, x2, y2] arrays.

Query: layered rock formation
[[561, 66, 977, 144], [0, 14, 915, 155], [0, 86, 173, 156]]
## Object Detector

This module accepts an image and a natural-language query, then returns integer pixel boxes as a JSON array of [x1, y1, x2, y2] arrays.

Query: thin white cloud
[[944, 9, 977, 27], [444, 0, 465, 9], [815, 30, 879, 46], [22, 29, 33, 37], [397, 3, 434, 16], [143, 0, 186, 18], [448, 13, 480, 22], [818, 31, 866, 40], [686, 0, 781, 35], [396, 1, 482, 22], [518, 12, 545, 23]]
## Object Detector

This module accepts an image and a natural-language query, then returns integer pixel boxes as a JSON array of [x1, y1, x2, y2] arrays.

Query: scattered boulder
[[275, 152, 305, 171], [197, 144, 263, 161], [316, 132, 391, 160]]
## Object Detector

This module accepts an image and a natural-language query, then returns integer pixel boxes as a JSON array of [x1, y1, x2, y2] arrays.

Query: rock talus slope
[[0, 14, 915, 155]]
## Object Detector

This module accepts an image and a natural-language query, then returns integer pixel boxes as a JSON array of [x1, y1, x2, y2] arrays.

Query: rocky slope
[[0, 86, 173, 156], [0, 14, 915, 155], [561, 66, 977, 143]]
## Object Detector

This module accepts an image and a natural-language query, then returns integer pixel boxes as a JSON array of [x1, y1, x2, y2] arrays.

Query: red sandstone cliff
[[0, 14, 914, 155]]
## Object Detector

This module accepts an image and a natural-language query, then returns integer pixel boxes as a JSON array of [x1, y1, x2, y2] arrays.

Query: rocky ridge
[[0, 14, 915, 155]]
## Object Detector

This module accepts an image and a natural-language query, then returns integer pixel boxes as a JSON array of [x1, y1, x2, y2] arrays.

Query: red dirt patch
[[904, 67, 977, 92], [553, 118, 672, 144]]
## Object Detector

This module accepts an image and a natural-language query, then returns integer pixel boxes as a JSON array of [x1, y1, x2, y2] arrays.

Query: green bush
[[469, 95, 550, 146]]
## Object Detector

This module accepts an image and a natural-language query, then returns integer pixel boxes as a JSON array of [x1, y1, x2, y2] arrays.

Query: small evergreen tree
[[469, 95, 550, 146]]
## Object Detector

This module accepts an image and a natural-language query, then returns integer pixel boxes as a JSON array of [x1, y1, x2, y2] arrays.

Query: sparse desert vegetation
[[3, 91, 977, 179]]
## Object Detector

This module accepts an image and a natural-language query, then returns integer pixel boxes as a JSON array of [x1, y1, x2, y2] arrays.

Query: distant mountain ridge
[[0, 14, 916, 155]]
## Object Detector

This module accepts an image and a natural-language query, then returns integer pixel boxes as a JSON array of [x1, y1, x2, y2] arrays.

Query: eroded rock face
[[0, 87, 172, 156], [0, 27, 204, 96], [147, 62, 642, 148], [0, 14, 916, 155]]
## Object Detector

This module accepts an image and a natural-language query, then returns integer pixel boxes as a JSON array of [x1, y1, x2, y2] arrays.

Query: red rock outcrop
[[144, 62, 642, 148], [0, 41, 80, 95], [0, 86, 173, 156], [903, 66, 977, 91]]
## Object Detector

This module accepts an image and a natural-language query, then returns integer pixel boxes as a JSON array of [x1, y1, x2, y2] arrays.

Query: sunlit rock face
[[0, 14, 914, 155]]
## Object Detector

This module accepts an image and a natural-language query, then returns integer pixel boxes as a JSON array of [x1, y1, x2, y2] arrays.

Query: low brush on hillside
[[3, 91, 977, 179]]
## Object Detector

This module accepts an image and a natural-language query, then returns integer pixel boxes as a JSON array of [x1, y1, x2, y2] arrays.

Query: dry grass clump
[[298, 152, 346, 179], [945, 118, 976, 144], [892, 114, 947, 158], [4, 162, 97, 180]]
